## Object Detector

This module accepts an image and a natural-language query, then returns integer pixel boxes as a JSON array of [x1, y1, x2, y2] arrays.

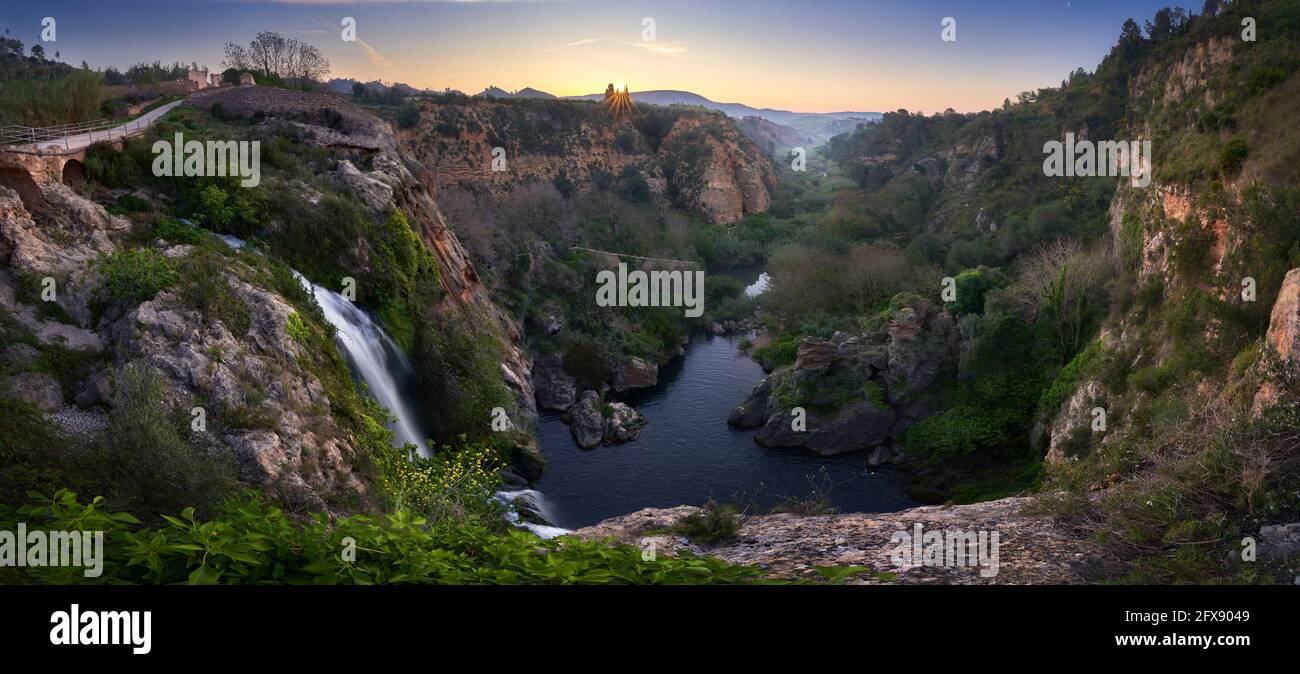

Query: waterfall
[[218, 233, 429, 456], [494, 490, 570, 539], [216, 232, 568, 538]]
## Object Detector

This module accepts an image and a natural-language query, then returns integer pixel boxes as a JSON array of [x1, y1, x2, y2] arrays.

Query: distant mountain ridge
[[564, 89, 880, 144], [325, 79, 878, 145]]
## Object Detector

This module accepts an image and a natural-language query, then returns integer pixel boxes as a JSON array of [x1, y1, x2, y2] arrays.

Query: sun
[[602, 82, 634, 117]]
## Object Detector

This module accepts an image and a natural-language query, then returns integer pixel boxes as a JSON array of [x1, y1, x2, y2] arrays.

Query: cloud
[[356, 37, 395, 68], [543, 36, 611, 54], [307, 15, 397, 71], [624, 40, 687, 56]]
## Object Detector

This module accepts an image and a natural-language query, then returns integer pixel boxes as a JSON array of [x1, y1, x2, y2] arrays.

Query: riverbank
[[534, 333, 916, 529]]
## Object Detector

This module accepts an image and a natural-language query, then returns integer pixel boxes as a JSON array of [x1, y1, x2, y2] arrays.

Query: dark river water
[[535, 333, 917, 529]]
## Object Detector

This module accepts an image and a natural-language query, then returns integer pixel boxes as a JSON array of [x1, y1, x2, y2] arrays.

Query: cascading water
[[218, 233, 429, 456], [216, 232, 567, 537]]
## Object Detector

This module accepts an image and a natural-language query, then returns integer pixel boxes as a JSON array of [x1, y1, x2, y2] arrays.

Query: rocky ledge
[[574, 496, 1099, 584], [728, 293, 961, 458]]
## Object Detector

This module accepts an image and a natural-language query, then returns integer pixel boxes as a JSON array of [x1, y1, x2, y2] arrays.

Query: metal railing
[[0, 117, 150, 151]]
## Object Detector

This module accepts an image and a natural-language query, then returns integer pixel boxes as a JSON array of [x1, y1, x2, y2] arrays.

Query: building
[[186, 68, 213, 90]]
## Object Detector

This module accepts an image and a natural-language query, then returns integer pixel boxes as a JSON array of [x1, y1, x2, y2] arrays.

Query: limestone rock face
[[533, 354, 578, 412], [730, 294, 960, 458], [612, 356, 658, 392], [574, 497, 1099, 584], [1266, 268, 1300, 364], [1046, 380, 1107, 465], [1252, 267, 1300, 413], [394, 99, 774, 225]]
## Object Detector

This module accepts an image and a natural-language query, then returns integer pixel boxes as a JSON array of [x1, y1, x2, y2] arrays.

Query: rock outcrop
[[0, 177, 370, 513], [564, 390, 647, 449], [394, 99, 774, 225], [730, 294, 960, 457], [574, 496, 1098, 584]]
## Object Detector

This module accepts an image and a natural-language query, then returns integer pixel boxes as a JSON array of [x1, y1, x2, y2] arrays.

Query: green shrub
[[671, 501, 743, 545], [108, 194, 152, 216], [151, 217, 204, 244], [753, 333, 800, 371], [90, 363, 238, 517], [1218, 138, 1249, 176], [6, 489, 763, 584], [286, 312, 310, 343], [96, 248, 177, 305]]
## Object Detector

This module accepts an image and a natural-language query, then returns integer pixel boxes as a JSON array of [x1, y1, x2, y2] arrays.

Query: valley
[[2, 0, 1299, 589]]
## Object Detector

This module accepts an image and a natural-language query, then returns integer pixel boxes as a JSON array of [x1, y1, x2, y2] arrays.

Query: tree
[[352, 81, 366, 98], [30, 43, 43, 60], [222, 31, 329, 89], [1010, 239, 1111, 358]]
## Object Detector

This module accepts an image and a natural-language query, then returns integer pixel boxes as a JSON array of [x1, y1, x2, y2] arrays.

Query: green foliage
[[0, 397, 71, 504], [286, 312, 310, 343], [1038, 340, 1102, 416], [151, 217, 204, 244], [1218, 137, 1249, 176], [95, 363, 239, 517], [671, 501, 743, 545], [95, 248, 177, 305], [107, 194, 152, 216], [7, 490, 763, 584], [752, 333, 800, 371], [0, 69, 104, 126], [952, 267, 1001, 316], [175, 248, 251, 336]]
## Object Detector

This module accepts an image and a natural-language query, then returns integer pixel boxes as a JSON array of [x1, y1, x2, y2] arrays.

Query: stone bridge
[[0, 99, 184, 215]]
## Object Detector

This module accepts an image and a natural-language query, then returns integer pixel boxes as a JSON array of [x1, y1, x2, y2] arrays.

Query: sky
[[3, 0, 1199, 113]]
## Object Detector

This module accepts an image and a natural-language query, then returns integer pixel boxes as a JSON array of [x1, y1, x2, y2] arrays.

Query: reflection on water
[[535, 333, 916, 529]]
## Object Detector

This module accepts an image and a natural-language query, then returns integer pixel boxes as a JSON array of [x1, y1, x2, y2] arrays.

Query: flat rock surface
[[573, 496, 1099, 584]]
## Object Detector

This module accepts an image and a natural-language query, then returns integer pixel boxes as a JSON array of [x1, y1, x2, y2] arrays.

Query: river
[[533, 332, 916, 530]]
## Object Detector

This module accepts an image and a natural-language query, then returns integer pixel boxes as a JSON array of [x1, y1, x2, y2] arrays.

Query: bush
[[671, 501, 743, 545], [91, 363, 238, 517], [1218, 138, 1249, 176], [752, 333, 800, 371], [96, 248, 177, 305], [6, 489, 763, 584], [108, 194, 152, 216]]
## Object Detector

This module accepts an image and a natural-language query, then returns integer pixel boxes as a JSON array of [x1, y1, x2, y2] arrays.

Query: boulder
[[755, 400, 894, 456], [612, 356, 658, 392], [73, 370, 113, 409], [603, 402, 647, 444], [566, 390, 606, 448], [4, 372, 64, 412], [727, 377, 771, 429], [533, 354, 578, 412], [564, 389, 648, 448]]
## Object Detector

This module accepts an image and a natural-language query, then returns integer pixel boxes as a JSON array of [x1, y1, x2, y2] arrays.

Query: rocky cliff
[[729, 294, 960, 460], [393, 96, 776, 225]]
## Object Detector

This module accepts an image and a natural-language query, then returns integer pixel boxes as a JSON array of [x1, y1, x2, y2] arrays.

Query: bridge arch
[[0, 166, 46, 216], [61, 158, 87, 190]]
